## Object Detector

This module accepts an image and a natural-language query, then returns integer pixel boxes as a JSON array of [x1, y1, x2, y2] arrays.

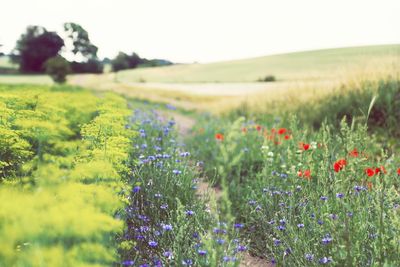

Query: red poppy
[[256, 125, 262, 131], [284, 135, 291, 140], [398, 168, 400, 175], [298, 169, 311, 180], [365, 168, 375, 177], [215, 133, 224, 141], [333, 159, 347, 172], [303, 143, 310, 151], [278, 128, 287, 135], [349, 148, 359, 157], [242, 127, 247, 133]]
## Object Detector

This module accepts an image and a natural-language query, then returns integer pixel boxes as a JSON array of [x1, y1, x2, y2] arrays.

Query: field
[[1, 44, 400, 266]]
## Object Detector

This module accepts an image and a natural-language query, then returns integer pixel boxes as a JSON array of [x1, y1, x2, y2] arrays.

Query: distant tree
[[111, 52, 143, 72], [0, 44, 4, 56], [12, 26, 64, 72], [44, 56, 71, 83], [111, 52, 130, 72], [63, 22, 103, 73], [70, 59, 103, 74]]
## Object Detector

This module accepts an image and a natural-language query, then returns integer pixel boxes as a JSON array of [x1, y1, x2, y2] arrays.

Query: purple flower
[[305, 253, 314, 261], [277, 225, 286, 231], [297, 223, 305, 228], [318, 219, 324, 225], [321, 234, 333, 245], [163, 224, 173, 231], [329, 214, 338, 220], [236, 244, 247, 252], [216, 238, 225, 245], [320, 196, 328, 201], [148, 241, 158, 247], [248, 200, 257, 205], [198, 250, 207, 256], [223, 256, 231, 262], [347, 212, 353, 217], [336, 193, 344, 198], [172, 169, 182, 175], [160, 203, 168, 209], [234, 223, 244, 229], [319, 257, 332, 264], [182, 259, 193, 266], [133, 186, 141, 193], [185, 210, 195, 216], [122, 260, 135, 266], [273, 239, 281, 246], [163, 250, 172, 259]]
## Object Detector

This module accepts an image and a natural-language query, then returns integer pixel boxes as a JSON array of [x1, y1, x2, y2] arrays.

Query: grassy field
[[1, 44, 398, 114], [115, 44, 400, 83], [0, 56, 17, 69]]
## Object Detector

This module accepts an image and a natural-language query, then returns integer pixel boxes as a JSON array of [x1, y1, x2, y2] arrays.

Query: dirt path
[[160, 110, 271, 267]]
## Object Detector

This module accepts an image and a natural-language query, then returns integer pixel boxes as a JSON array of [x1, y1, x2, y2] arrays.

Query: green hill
[[116, 44, 400, 83]]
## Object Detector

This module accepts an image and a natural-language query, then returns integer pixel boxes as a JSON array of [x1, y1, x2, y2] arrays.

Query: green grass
[[117, 44, 400, 83], [0, 74, 52, 84]]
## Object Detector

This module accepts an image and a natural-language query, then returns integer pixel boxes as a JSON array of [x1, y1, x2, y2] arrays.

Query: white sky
[[0, 0, 399, 63]]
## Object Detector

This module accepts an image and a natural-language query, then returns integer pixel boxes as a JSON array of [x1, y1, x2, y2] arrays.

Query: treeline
[[109, 52, 172, 72], [5, 23, 172, 82]]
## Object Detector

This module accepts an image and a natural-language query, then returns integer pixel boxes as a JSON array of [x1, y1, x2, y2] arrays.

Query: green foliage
[[44, 56, 71, 83], [0, 84, 135, 266], [189, 112, 400, 266], [13, 26, 64, 73]]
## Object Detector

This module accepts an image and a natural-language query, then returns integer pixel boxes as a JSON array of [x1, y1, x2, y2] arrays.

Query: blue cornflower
[[248, 200, 257, 205], [347, 212, 353, 217], [318, 219, 324, 225], [273, 239, 281, 246], [180, 152, 190, 157], [305, 253, 314, 261], [160, 203, 168, 209], [268, 220, 275, 225], [172, 169, 182, 175], [320, 196, 328, 201], [133, 186, 141, 193], [329, 214, 338, 220], [185, 210, 195, 216], [163, 224, 173, 231], [222, 256, 231, 262], [321, 234, 333, 245], [319, 257, 332, 264], [279, 219, 286, 225], [234, 223, 244, 229], [198, 250, 207, 256], [182, 259, 193, 266], [297, 223, 305, 228], [284, 248, 292, 256], [277, 225, 286, 231], [336, 193, 344, 198], [236, 245, 247, 252], [148, 241, 158, 247], [216, 238, 225, 245], [122, 260, 135, 266], [163, 250, 172, 259]]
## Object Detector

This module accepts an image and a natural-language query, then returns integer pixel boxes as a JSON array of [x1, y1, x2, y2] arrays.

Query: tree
[[63, 22, 103, 73], [44, 56, 71, 83], [13, 26, 64, 72], [111, 52, 142, 72], [64, 22, 98, 60]]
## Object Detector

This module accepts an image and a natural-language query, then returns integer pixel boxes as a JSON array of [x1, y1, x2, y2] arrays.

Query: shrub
[[44, 56, 71, 83]]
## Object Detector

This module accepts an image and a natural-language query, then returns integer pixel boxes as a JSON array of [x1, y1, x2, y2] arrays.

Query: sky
[[0, 0, 399, 63]]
